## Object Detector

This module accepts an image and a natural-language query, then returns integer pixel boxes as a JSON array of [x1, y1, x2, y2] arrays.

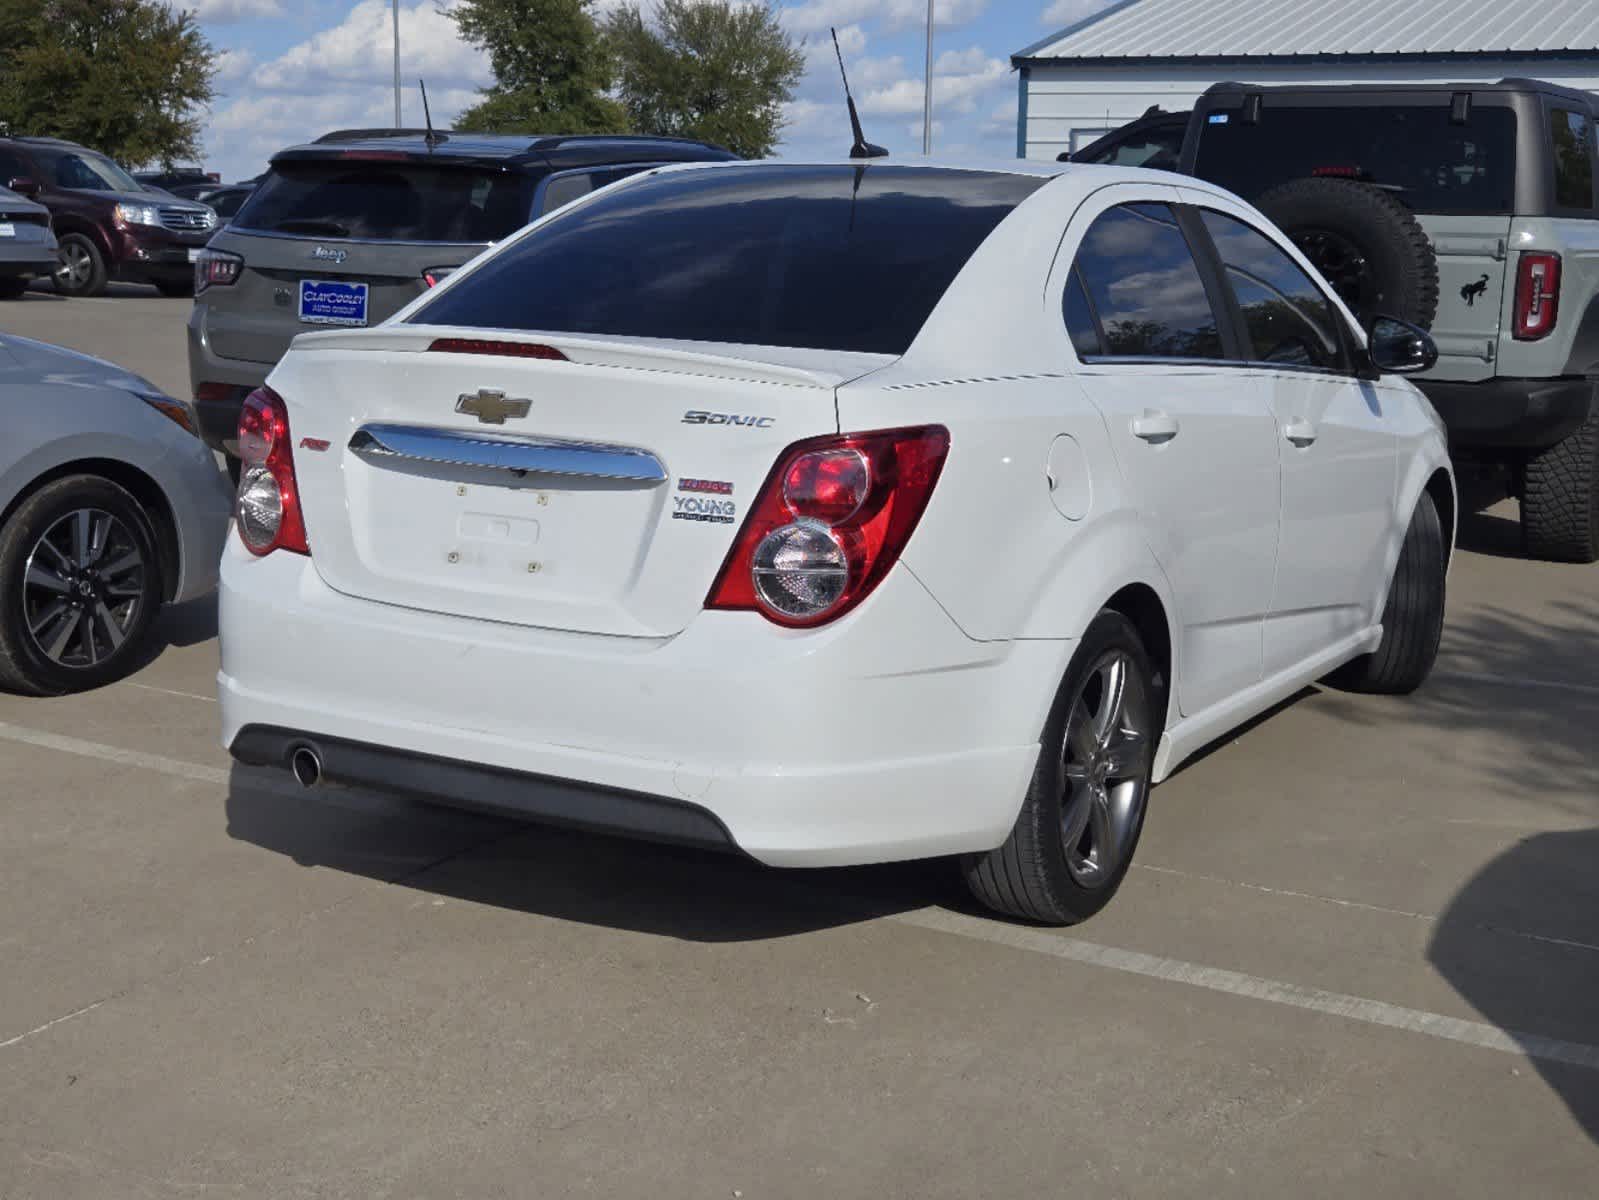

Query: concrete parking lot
[[2, 288, 1597, 1198]]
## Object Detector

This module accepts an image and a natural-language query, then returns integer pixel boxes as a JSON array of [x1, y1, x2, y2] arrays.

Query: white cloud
[[782, 0, 990, 36], [213, 48, 256, 88], [251, 0, 488, 92], [858, 47, 1008, 117], [187, 0, 282, 20]]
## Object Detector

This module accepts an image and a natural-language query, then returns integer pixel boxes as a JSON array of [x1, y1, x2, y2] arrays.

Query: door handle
[[1283, 419, 1318, 449], [1130, 409, 1179, 444]]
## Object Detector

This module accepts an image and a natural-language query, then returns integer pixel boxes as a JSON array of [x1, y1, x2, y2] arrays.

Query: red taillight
[[1311, 165, 1362, 178], [1513, 252, 1560, 340], [235, 386, 308, 557], [707, 426, 950, 627], [195, 381, 235, 404], [195, 249, 242, 294], [427, 337, 568, 360]]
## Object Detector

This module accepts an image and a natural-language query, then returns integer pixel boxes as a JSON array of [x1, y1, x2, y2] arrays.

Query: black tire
[[154, 278, 195, 298], [1521, 410, 1599, 563], [0, 475, 164, 696], [1255, 177, 1440, 330], [52, 233, 109, 298], [964, 611, 1163, 924], [1327, 490, 1446, 695], [0, 276, 29, 299]]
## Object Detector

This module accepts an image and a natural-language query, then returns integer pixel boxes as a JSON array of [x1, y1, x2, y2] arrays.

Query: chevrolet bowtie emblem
[[456, 389, 531, 424]]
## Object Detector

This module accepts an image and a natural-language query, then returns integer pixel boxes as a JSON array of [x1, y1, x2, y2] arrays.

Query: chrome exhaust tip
[[289, 745, 322, 789]]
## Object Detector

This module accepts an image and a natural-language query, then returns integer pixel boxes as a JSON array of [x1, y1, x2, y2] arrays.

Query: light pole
[[922, 0, 934, 154], [392, 0, 402, 127]]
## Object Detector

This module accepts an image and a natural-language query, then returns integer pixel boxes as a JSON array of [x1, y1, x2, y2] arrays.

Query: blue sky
[[188, 0, 1112, 181]]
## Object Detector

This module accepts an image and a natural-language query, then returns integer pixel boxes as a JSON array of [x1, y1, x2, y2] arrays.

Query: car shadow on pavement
[[223, 766, 958, 943], [1428, 828, 1599, 1145], [1317, 598, 1599, 1143]]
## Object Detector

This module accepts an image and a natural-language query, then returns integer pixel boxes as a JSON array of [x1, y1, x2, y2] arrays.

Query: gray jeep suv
[[188, 130, 737, 462], [1081, 80, 1599, 561]]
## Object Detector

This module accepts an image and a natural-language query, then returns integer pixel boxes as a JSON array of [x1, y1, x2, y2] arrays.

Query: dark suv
[[1078, 80, 1599, 562], [0, 137, 218, 298], [188, 129, 738, 461]]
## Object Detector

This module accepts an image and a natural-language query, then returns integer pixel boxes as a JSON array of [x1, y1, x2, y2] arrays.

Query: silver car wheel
[[55, 242, 93, 289], [1059, 649, 1153, 889], [22, 508, 146, 668]]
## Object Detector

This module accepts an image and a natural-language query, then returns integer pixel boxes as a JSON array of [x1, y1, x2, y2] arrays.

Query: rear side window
[[536, 165, 657, 218], [1551, 108, 1595, 210], [0, 148, 29, 186], [414, 165, 1043, 356], [1194, 105, 1517, 215], [1068, 203, 1224, 360], [1077, 123, 1184, 171], [234, 160, 533, 243], [1199, 211, 1350, 371]]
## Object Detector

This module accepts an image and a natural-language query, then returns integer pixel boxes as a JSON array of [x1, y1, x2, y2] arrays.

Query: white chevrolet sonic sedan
[[218, 160, 1453, 923]]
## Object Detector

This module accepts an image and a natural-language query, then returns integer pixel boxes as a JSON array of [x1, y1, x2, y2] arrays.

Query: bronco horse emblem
[[1461, 273, 1490, 306]]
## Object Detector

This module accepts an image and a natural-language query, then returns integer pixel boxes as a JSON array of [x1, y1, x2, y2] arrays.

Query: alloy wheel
[[55, 243, 93, 290], [21, 508, 147, 668], [1059, 649, 1153, 889]]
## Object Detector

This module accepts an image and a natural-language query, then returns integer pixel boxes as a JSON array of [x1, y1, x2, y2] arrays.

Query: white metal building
[[1014, 0, 1599, 159]]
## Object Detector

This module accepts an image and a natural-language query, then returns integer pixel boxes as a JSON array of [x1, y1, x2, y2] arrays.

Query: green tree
[[449, 0, 627, 134], [605, 1, 804, 158], [0, 0, 214, 168]]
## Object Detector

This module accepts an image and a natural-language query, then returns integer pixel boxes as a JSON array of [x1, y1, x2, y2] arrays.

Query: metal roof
[[1016, 0, 1599, 63]]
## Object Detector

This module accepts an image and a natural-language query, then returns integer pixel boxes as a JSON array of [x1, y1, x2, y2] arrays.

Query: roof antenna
[[831, 28, 887, 160], [419, 78, 441, 150]]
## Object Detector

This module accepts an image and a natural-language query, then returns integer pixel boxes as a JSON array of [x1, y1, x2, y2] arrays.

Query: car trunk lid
[[272, 328, 893, 637]]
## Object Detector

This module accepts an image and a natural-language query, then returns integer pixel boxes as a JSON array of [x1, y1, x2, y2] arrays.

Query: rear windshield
[[233, 158, 534, 243], [1194, 104, 1517, 214], [411, 164, 1044, 355]]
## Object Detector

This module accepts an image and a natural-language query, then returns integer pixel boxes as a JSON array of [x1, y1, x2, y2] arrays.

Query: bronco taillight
[[706, 426, 949, 627], [235, 386, 308, 557], [1513, 252, 1560, 340]]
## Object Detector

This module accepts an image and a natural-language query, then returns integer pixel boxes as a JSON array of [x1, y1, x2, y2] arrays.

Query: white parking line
[[126, 681, 218, 703], [895, 908, 1599, 1072], [5, 717, 1598, 1073]]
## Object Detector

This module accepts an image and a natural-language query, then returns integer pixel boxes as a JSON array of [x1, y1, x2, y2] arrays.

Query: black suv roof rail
[[314, 128, 451, 145], [1199, 77, 1598, 109], [8, 135, 84, 148], [525, 133, 723, 151]]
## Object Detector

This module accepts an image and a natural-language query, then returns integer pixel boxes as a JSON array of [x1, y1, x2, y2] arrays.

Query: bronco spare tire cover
[[1255, 177, 1440, 330]]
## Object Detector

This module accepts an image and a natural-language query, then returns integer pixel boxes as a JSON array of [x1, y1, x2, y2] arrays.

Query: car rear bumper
[[1416, 376, 1595, 452], [217, 543, 1057, 867], [188, 305, 269, 455]]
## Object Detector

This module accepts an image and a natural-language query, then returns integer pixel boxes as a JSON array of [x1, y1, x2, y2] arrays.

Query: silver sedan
[[0, 333, 232, 694]]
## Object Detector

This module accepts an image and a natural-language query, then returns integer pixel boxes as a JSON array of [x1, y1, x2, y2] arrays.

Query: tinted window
[[1200, 211, 1349, 370], [1552, 108, 1595, 210], [536, 165, 656, 217], [234, 160, 533, 243], [49, 151, 143, 192], [1195, 105, 1517, 214], [1078, 122, 1184, 171], [210, 189, 250, 219], [1063, 269, 1101, 357], [1071, 203, 1223, 360], [0, 149, 28, 186], [415, 165, 1043, 356]]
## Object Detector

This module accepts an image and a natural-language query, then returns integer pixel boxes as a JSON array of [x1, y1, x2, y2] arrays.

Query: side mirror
[[8, 176, 39, 197], [1367, 315, 1438, 375]]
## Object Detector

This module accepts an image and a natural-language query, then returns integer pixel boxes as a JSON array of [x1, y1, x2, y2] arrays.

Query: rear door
[[1063, 188, 1281, 717], [204, 156, 532, 365], [1186, 200, 1397, 673]]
